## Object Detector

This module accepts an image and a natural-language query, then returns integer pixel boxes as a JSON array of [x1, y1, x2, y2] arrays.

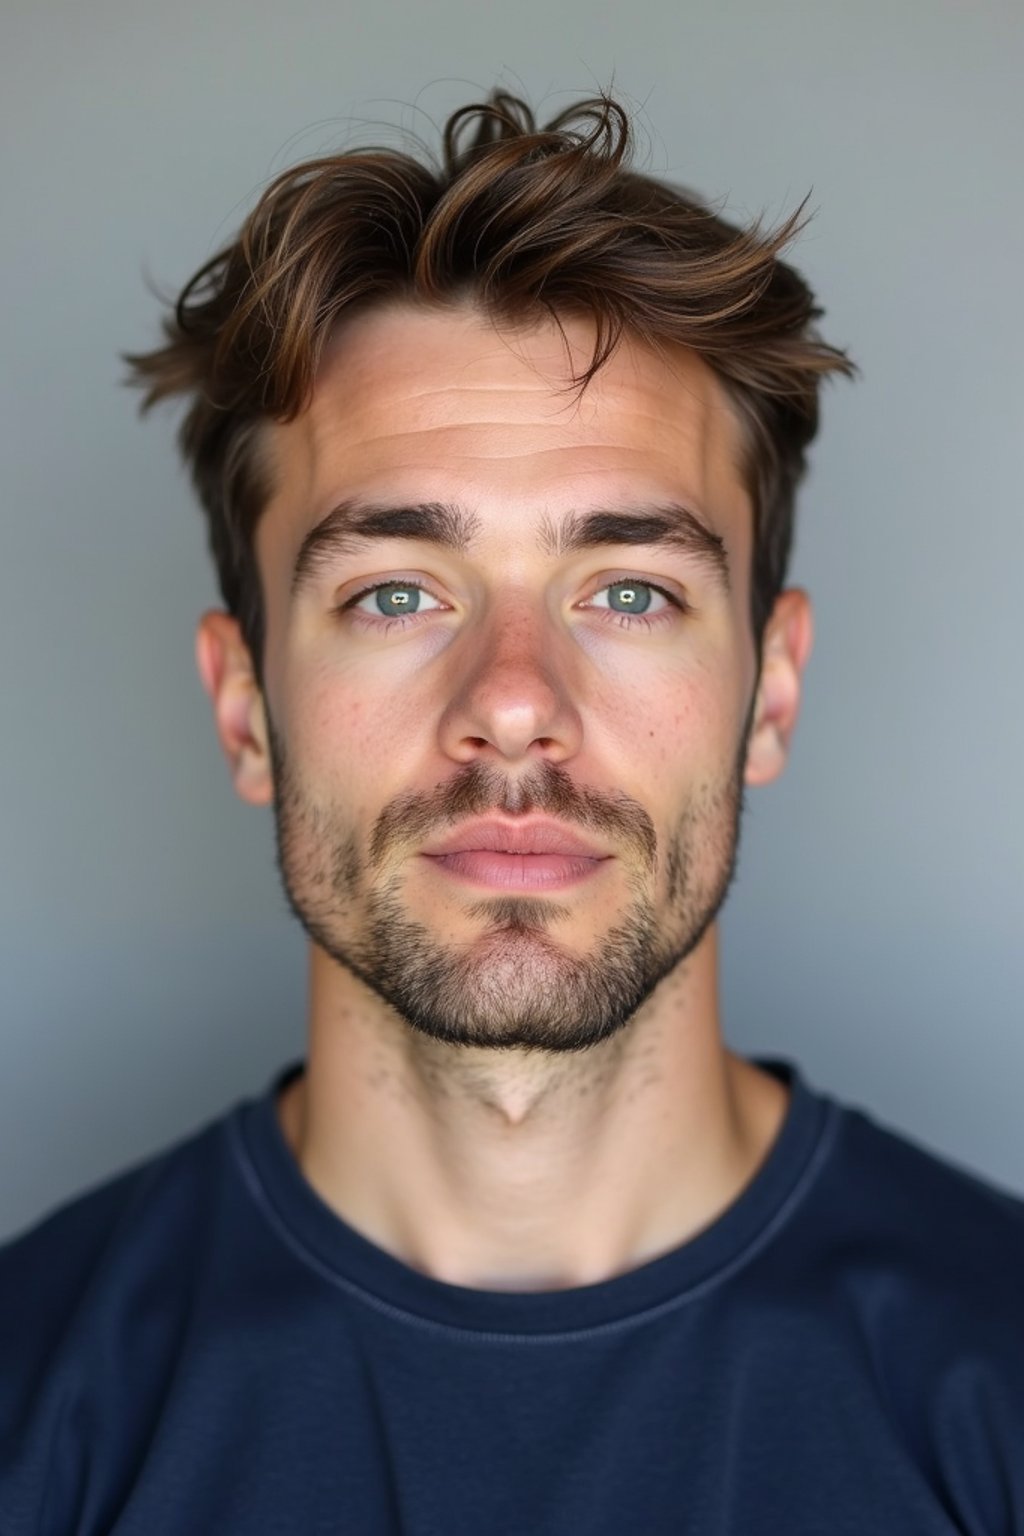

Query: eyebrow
[[290, 498, 731, 596]]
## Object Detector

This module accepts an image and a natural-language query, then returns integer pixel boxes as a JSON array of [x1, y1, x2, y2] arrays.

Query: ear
[[744, 588, 814, 788], [194, 610, 273, 806]]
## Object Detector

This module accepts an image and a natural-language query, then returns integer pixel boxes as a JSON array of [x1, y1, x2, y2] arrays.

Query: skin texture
[[196, 301, 813, 1290]]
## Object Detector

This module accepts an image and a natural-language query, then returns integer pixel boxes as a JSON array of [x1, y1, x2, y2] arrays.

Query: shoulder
[[765, 1065, 1024, 1370], [763, 1058, 1024, 1307], [799, 1085, 1024, 1523], [0, 1105, 240, 1449], [822, 1092, 1024, 1289]]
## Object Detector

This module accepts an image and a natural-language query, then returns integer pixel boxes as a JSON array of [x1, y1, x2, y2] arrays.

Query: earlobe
[[743, 589, 814, 788], [195, 611, 274, 806]]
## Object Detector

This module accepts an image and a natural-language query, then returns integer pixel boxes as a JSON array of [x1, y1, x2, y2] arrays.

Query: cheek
[[602, 659, 741, 784], [283, 659, 426, 794]]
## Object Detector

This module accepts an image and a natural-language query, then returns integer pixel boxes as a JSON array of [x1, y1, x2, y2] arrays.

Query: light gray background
[[2, 0, 1021, 1242]]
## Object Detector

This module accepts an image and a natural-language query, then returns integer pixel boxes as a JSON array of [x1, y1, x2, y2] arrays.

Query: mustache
[[368, 759, 657, 873]]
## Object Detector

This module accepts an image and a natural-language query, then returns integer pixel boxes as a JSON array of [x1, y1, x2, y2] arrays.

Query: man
[[1, 91, 1021, 1535]]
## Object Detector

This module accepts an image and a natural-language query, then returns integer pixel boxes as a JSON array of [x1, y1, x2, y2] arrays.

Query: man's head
[[128, 92, 852, 1052]]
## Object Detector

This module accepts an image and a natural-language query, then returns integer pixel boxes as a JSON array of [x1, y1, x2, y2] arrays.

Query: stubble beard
[[267, 715, 750, 1055]]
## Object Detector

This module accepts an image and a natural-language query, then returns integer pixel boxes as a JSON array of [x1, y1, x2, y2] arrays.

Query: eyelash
[[338, 578, 688, 635]]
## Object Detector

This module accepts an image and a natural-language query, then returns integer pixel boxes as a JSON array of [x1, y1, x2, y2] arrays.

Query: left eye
[[587, 580, 672, 615]]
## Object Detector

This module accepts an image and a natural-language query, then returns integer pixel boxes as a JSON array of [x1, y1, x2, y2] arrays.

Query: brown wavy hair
[[126, 91, 854, 686]]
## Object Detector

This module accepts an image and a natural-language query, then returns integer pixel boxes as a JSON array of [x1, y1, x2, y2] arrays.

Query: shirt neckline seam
[[227, 1098, 840, 1345]]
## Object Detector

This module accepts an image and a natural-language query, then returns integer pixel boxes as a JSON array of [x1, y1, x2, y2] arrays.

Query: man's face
[[250, 302, 765, 1052]]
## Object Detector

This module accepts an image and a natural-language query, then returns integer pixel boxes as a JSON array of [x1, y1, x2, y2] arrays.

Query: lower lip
[[423, 851, 610, 891]]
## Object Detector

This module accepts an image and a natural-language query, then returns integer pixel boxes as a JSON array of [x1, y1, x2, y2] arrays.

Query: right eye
[[341, 580, 447, 629]]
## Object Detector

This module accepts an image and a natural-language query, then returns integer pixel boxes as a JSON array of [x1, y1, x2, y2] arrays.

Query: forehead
[[256, 301, 753, 584]]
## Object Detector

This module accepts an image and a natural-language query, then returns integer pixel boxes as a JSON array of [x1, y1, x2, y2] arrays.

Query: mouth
[[421, 849, 610, 891], [418, 816, 613, 891]]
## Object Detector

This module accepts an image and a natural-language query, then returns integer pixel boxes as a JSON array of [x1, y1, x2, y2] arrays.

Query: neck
[[277, 924, 789, 1290]]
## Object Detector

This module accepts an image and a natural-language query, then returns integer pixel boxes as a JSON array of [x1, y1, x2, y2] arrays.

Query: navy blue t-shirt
[[1, 1056, 1022, 1535]]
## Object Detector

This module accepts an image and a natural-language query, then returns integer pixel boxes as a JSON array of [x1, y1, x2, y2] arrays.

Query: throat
[[423, 1031, 631, 1130]]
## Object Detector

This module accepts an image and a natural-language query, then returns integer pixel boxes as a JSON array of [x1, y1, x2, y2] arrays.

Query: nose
[[436, 593, 584, 768]]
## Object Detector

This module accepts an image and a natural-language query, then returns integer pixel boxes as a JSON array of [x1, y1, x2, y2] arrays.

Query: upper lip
[[421, 818, 611, 859]]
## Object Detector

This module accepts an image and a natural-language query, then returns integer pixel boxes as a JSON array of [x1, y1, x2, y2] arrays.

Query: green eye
[[346, 581, 444, 622], [604, 582, 653, 614], [371, 583, 423, 616], [590, 580, 670, 615]]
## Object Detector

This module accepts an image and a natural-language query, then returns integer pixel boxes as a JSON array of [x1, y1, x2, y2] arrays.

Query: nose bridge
[[469, 582, 560, 699], [483, 578, 549, 655], [440, 580, 583, 761]]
